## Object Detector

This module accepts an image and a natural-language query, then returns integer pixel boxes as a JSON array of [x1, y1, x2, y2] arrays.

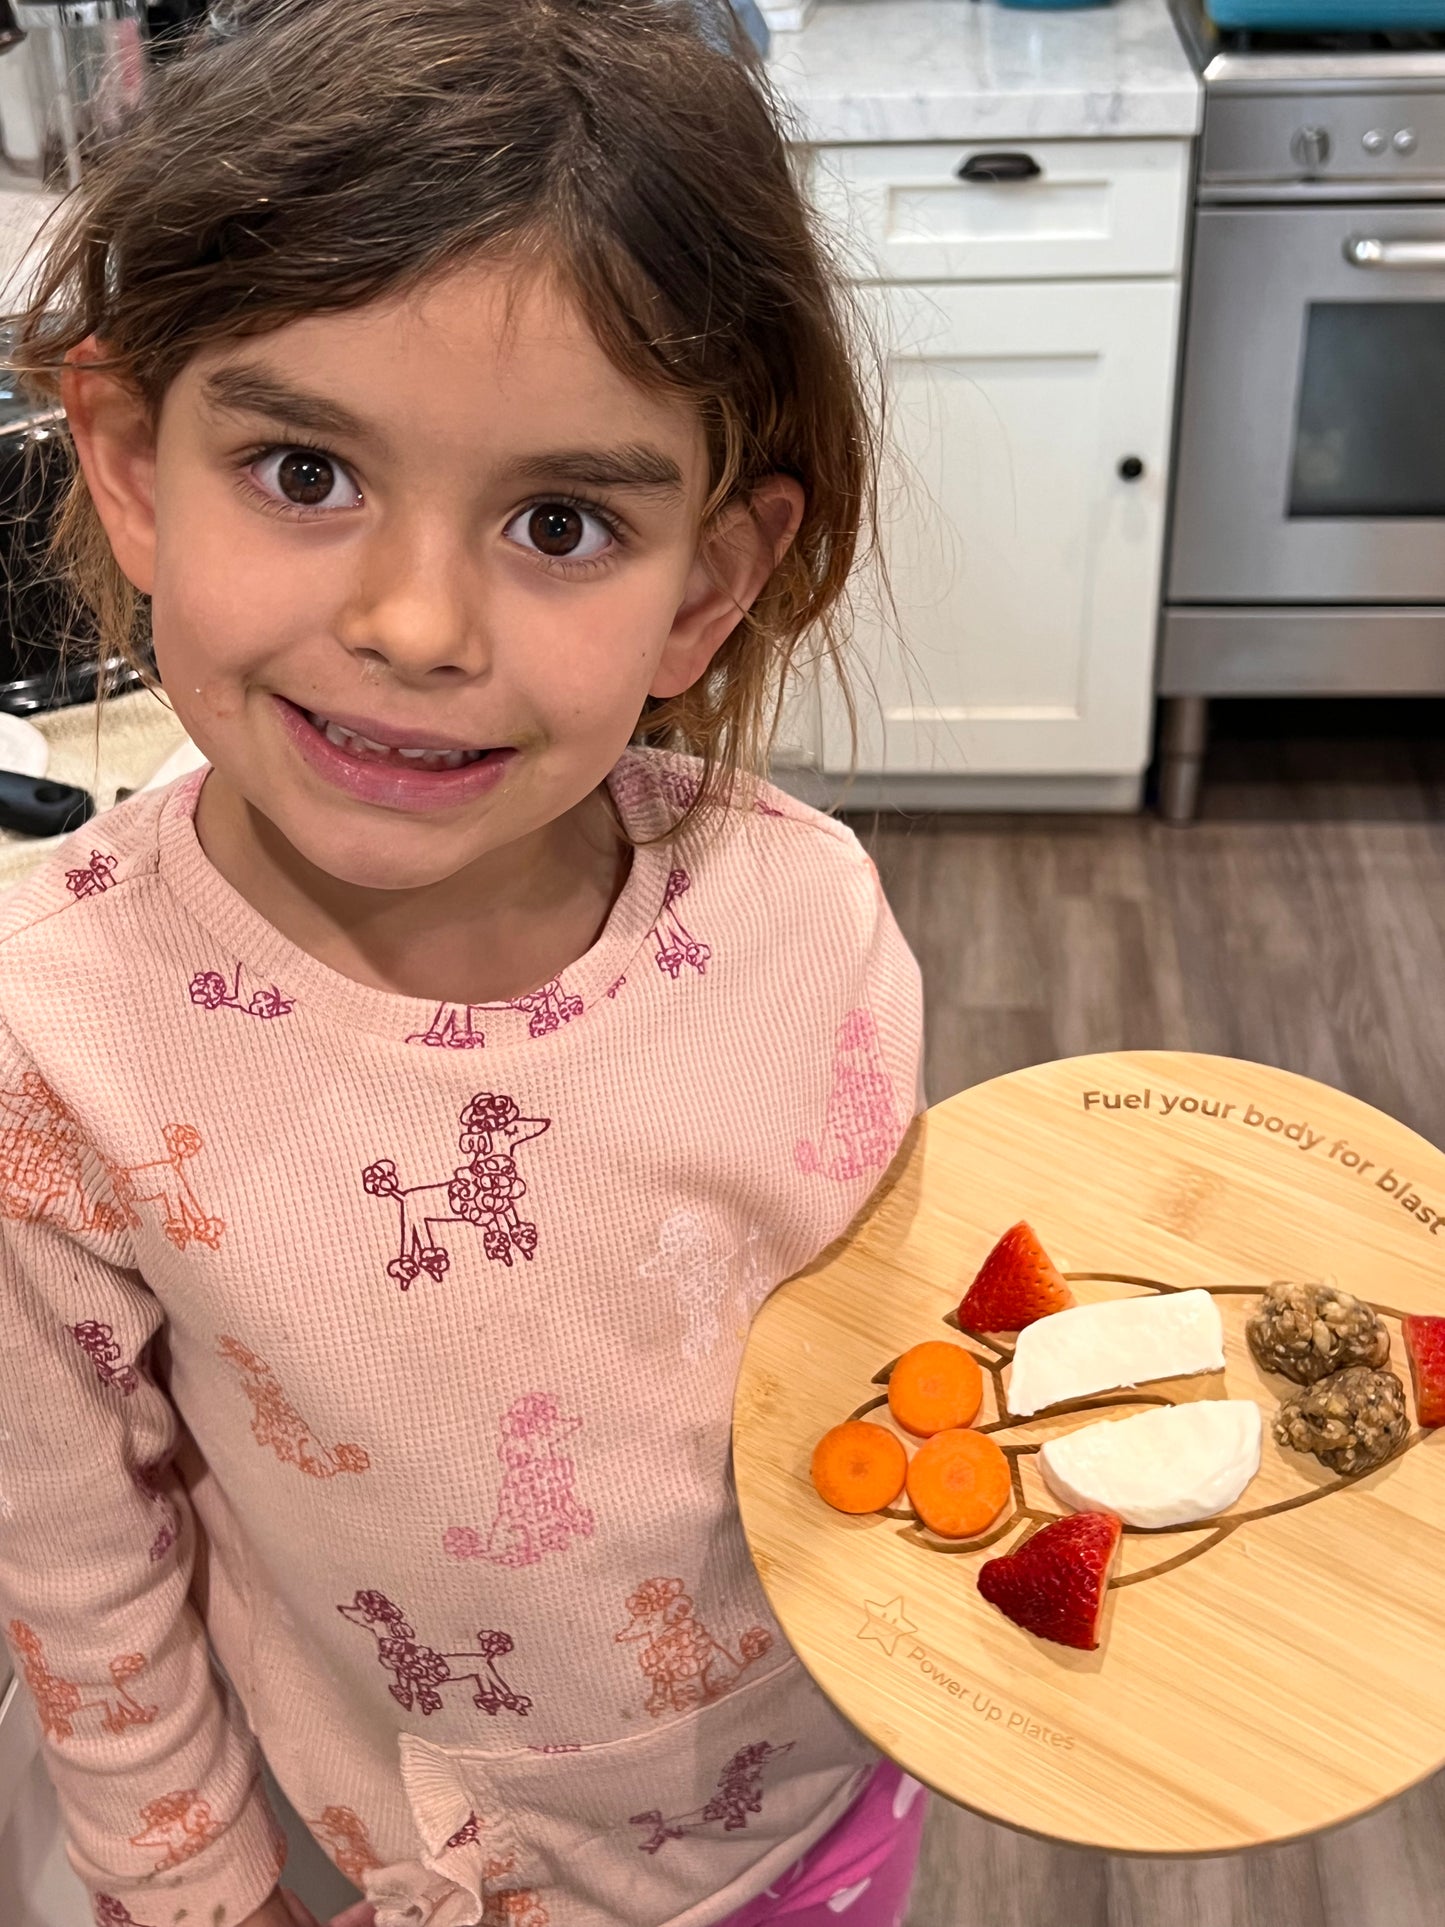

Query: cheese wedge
[[1040, 1399, 1262, 1528], [1006, 1289, 1224, 1417]]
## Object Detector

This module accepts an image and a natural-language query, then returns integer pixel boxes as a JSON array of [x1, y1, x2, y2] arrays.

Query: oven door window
[[1290, 301, 1445, 518]]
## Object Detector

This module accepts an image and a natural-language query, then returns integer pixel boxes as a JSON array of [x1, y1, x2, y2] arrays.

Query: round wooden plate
[[733, 1052, 1445, 1854]]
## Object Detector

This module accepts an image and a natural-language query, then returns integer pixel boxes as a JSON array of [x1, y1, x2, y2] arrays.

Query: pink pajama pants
[[716, 1761, 928, 1927]]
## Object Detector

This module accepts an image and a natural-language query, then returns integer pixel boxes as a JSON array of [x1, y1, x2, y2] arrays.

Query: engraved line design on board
[[407, 977, 585, 1050], [126, 1791, 224, 1869], [7, 1620, 158, 1741], [189, 962, 295, 1021], [64, 850, 117, 899], [616, 1578, 773, 1716], [630, 1739, 796, 1854], [845, 1274, 1436, 1592], [217, 1335, 371, 1478], [310, 1805, 384, 1889], [443, 1392, 592, 1568], [362, 1092, 550, 1287], [795, 1009, 901, 1184], [337, 1590, 533, 1717]]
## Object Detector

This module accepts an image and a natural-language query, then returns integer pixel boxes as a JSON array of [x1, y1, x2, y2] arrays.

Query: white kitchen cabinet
[[786, 132, 1191, 806], [823, 275, 1178, 785]]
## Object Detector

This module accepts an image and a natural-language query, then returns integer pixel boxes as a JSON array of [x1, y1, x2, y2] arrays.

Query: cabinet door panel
[[827, 279, 1178, 776]]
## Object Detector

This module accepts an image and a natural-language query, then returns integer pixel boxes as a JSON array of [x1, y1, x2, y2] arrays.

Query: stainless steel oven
[[1171, 200, 1445, 602], [1159, 3, 1445, 817]]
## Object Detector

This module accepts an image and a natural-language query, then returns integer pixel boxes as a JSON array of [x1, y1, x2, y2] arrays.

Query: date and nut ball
[[1273, 1366, 1409, 1477], [1247, 1280, 1389, 1386]]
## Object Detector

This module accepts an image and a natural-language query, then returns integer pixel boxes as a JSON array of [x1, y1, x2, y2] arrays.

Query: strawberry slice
[[959, 1222, 1073, 1332], [977, 1512, 1121, 1651], [1402, 1316, 1445, 1427]]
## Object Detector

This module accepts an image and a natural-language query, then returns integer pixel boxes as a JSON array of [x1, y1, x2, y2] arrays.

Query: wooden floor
[[854, 700, 1445, 1926]]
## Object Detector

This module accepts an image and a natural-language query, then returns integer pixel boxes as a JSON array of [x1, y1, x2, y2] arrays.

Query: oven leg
[[1156, 696, 1210, 825]]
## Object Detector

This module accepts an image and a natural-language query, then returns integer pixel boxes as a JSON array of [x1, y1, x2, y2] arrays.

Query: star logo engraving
[[857, 1595, 917, 1657]]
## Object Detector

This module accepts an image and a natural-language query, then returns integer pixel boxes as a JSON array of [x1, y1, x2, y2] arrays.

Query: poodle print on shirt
[[630, 1740, 795, 1854], [794, 1009, 901, 1184], [0, 1074, 225, 1249], [188, 961, 294, 1021], [217, 1334, 372, 1479], [443, 1392, 593, 1568], [338, 1589, 533, 1717], [362, 1091, 550, 1287], [310, 1805, 384, 1888], [7, 1620, 157, 1742], [616, 1579, 773, 1717], [637, 1210, 764, 1359], [407, 977, 585, 1050], [126, 1790, 224, 1869]]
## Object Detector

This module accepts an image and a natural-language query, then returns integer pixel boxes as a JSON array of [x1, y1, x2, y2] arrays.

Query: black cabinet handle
[[0, 770, 94, 836], [956, 151, 1042, 184], [1118, 456, 1145, 481]]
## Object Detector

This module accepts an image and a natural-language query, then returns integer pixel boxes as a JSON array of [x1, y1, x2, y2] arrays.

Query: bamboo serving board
[[733, 1052, 1445, 1855]]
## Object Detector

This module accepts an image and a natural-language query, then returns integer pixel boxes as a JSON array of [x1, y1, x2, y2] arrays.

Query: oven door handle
[[1344, 236, 1445, 271]]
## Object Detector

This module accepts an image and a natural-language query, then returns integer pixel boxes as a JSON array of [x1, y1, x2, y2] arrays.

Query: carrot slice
[[906, 1428, 1011, 1538], [811, 1421, 908, 1515], [887, 1340, 983, 1438]]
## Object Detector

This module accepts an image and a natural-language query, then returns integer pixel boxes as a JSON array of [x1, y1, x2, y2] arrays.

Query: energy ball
[[1273, 1366, 1409, 1476], [1247, 1281, 1389, 1386]]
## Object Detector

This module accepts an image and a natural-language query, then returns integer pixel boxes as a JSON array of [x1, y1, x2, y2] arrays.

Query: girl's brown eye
[[278, 451, 337, 506], [527, 504, 584, 555]]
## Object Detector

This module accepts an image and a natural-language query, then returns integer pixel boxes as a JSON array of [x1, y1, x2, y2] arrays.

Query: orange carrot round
[[887, 1341, 983, 1438], [906, 1428, 1011, 1538], [811, 1421, 908, 1515]]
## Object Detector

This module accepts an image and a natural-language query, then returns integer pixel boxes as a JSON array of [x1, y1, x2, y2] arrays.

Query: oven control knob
[[1291, 125, 1331, 170], [1394, 128, 1419, 155], [1363, 129, 1388, 155]]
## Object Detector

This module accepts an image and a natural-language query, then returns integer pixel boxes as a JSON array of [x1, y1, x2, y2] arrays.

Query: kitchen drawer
[[808, 139, 1190, 283]]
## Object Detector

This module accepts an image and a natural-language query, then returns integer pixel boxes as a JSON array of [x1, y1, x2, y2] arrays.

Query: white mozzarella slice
[[1039, 1399, 1263, 1528], [1006, 1289, 1224, 1417]]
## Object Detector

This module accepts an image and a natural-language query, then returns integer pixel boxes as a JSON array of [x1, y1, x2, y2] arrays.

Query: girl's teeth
[[310, 713, 483, 771]]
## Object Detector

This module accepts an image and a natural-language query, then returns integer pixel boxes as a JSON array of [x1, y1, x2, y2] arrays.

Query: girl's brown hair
[[9, 0, 875, 813]]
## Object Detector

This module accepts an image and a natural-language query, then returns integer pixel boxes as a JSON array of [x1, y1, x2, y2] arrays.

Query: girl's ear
[[650, 474, 805, 700], [60, 338, 159, 594]]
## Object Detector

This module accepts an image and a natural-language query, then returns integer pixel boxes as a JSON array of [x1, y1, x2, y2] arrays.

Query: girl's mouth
[[302, 710, 486, 772], [272, 696, 517, 813]]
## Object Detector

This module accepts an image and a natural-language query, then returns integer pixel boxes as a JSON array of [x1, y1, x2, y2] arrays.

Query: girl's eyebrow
[[201, 365, 373, 443], [504, 446, 686, 498]]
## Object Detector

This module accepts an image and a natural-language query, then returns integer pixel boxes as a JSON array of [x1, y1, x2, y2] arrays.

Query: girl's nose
[[334, 513, 488, 681]]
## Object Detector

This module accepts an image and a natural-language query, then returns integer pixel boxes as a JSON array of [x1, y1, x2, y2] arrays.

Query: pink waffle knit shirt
[[0, 747, 924, 1927]]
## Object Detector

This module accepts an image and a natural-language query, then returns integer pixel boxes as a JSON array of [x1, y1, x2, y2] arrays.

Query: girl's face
[[69, 261, 797, 891]]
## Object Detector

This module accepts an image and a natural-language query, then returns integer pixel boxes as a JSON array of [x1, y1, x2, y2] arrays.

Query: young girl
[[0, 4, 926, 1927]]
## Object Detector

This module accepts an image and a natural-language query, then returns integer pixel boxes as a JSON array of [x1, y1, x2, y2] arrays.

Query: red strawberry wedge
[[977, 1512, 1122, 1651], [959, 1222, 1073, 1332], [1402, 1316, 1445, 1427]]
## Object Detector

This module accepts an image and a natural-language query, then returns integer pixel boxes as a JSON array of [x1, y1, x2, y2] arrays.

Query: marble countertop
[[767, 0, 1202, 145]]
